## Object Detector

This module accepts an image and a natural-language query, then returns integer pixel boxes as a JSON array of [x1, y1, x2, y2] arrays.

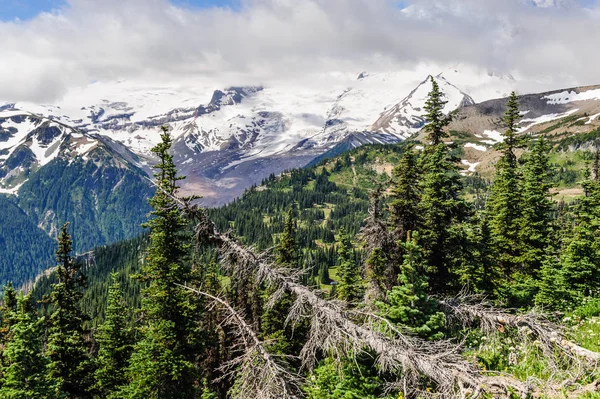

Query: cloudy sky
[[0, 0, 599, 103]]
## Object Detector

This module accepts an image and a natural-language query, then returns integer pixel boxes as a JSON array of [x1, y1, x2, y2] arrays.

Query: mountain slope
[[420, 84, 600, 190], [371, 75, 475, 137], [0, 68, 517, 205]]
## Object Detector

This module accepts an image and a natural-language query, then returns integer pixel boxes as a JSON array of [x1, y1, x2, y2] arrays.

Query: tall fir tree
[[335, 229, 363, 303], [0, 293, 52, 399], [389, 143, 421, 243], [512, 137, 555, 304], [487, 91, 526, 291], [423, 77, 449, 146], [379, 232, 445, 340], [45, 222, 94, 398], [123, 126, 201, 399], [556, 172, 600, 302], [276, 206, 298, 268], [520, 137, 554, 272], [261, 205, 303, 357], [94, 273, 134, 397], [419, 78, 467, 293]]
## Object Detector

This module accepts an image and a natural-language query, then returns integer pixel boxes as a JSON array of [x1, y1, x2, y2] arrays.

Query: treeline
[[2, 81, 600, 398]]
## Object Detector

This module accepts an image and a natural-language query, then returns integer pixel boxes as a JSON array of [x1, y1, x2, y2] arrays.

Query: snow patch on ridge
[[543, 89, 600, 105], [520, 109, 579, 131], [464, 143, 487, 152], [482, 130, 504, 143]]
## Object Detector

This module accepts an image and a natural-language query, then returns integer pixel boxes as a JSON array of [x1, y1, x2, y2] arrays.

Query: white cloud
[[1, 0, 599, 102]]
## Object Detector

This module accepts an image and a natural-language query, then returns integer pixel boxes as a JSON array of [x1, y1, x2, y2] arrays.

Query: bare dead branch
[[439, 292, 600, 363], [202, 225, 531, 398], [178, 284, 303, 399]]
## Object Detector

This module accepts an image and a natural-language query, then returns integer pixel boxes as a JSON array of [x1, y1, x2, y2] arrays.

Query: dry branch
[[191, 213, 531, 398], [178, 284, 303, 399], [439, 293, 600, 363]]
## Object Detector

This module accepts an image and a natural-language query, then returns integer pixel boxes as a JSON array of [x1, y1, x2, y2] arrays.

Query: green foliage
[[94, 273, 134, 397], [419, 141, 467, 292], [556, 126, 600, 151], [335, 229, 363, 303], [487, 93, 527, 298], [575, 298, 600, 319], [0, 195, 56, 287], [379, 233, 445, 340], [389, 143, 421, 243], [0, 293, 53, 399], [304, 357, 392, 399], [45, 223, 94, 398], [519, 137, 554, 275], [423, 77, 450, 145], [122, 127, 201, 399], [17, 154, 153, 255], [276, 207, 298, 267]]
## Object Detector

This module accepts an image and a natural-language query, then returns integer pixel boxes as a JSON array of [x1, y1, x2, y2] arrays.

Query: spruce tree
[[276, 206, 298, 267], [94, 273, 134, 397], [0, 293, 52, 399], [520, 138, 553, 262], [487, 91, 526, 286], [423, 77, 449, 146], [418, 80, 467, 293], [335, 229, 363, 303], [45, 222, 93, 398], [123, 126, 201, 399], [535, 251, 570, 309], [557, 173, 600, 302], [519, 138, 554, 283], [261, 205, 301, 356], [379, 232, 445, 340], [389, 143, 421, 246]]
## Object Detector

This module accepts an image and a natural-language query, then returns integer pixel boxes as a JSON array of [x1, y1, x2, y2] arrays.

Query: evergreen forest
[[4, 80, 600, 398]]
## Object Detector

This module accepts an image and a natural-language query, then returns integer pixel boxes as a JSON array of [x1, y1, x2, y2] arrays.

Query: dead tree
[[190, 211, 532, 398], [179, 285, 303, 399], [161, 189, 600, 398], [439, 292, 600, 363]]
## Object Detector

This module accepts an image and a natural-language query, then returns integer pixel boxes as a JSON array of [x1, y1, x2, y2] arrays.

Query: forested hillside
[[5, 82, 600, 398], [0, 144, 153, 288]]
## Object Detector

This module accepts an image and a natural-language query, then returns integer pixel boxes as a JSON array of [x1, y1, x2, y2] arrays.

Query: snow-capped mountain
[[371, 75, 475, 137], [0, 67, 521, 204]]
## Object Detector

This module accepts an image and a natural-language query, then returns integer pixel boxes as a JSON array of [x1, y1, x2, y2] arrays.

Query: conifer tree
[[0, 283, 18, 349], [261, 205, 301, 355], [0, 293, 52, 399], [379, 232, 445, 340], [487, 92, 526, 284], [556, 173, 600, 301], [94, 273, 134, 397], [319, 263, 330, 286], [276, 206, 298, 268], [423, 77, 449, 146], [45, 222, 94, 398], [519, 137, 554, 275], [389, 143, 421, 245], [418, 78, 467, 292], [123, 126, 201, 399], [335, 229, 363, 303], [535, 251, 570, 309]]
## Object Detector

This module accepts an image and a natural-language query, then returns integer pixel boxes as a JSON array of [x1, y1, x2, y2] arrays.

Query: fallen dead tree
[[177, 285, 303, 399], [162, 192, 600, 398], [187, 208, 531, 398], [439, 292, 600, 363]]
